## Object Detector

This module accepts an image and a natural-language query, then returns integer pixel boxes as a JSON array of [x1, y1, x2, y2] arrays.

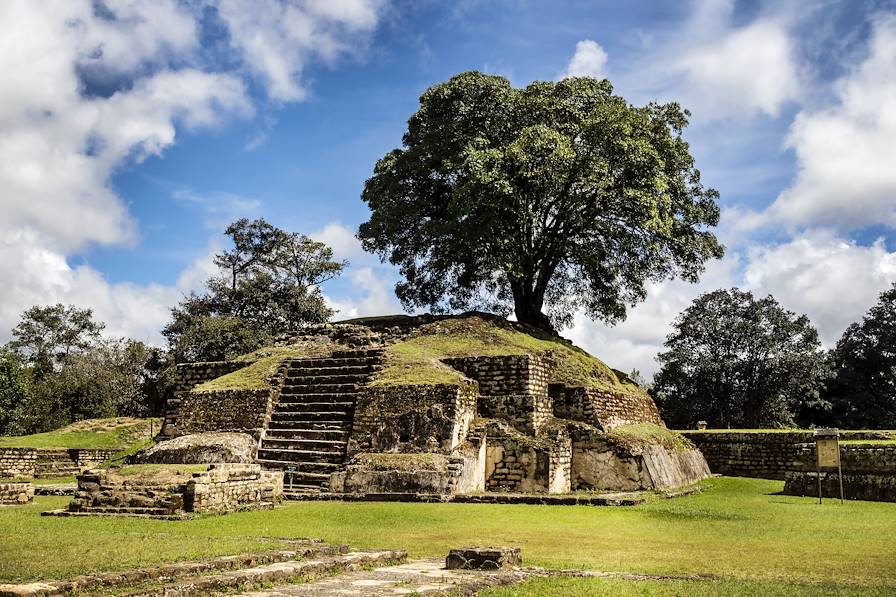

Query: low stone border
[[0, 541, 349, 597], [0, 482, 33, 505], [283, 491, 649, 506], [32, 484, 75, 497]]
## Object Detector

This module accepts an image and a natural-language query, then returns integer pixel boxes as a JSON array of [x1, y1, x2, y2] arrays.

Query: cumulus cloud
[[765, 16, 896, 229], [0, 1, 389, 345], [216, 0, 387, 102], [563, 40, 608, 79]]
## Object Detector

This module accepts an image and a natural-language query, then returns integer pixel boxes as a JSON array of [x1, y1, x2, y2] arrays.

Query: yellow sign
[[816, 438, 840, 468]]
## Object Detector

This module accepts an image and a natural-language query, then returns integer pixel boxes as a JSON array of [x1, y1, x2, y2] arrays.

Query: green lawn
[[0, 477, 894, 594], [0, 418, 158, 450]]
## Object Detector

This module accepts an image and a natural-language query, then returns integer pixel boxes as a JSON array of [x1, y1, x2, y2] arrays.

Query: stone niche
[[483, 420, 571, 493], [329, 453, 467, 495]]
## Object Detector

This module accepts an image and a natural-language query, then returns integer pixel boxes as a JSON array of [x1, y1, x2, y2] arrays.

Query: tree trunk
[[511, 280, 554, 332]]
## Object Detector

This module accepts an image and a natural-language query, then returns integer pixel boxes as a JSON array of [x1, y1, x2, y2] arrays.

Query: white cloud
[[325, 267, 402, 320], [563, 40, 608, 79], [311, 221, 365, 262], [0, 1, 389, 346], [216, 0, 387, 102], [765, 16, 896, 229], [742, 229, 896, 343]]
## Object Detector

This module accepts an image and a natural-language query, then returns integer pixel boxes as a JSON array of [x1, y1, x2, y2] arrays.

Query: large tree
[[164, 218, 345, 362], [359, 72, 723, 330], [652, 289, 828, 428], [826, 285, 896, 428]]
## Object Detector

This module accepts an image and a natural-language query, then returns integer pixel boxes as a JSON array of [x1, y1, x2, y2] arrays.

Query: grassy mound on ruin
[[606, 424, 695, 452], [192, 344, 332, 393], [0, 418, 159, 450], [370, 315, 640, 392]]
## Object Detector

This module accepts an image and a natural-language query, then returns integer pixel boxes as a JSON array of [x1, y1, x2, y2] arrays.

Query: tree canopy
[[7, 303, 104, 378], [651, 288, 828, 428], [359, 72, 723, 330], [826, 284, 896, 428], [163, 218, 345, 362]]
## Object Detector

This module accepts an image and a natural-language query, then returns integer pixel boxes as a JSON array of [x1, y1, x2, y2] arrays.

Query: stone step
[[277, 392, 357, 402], [256, 451, 344, 468], [265, 427, 348, 439], [257, 446, 344, 459], [274, 401, 354, 412], [289, 364, 379, 377], [71, 505, 172, 516], [283, 372, 371, 384], [280, 383, 361, 394], [270, 411, 351, 423], [287, 357, 383, 369], [331, 348, 385, 358], [260, 437, 347, 451], [257, 462, 336, 479]]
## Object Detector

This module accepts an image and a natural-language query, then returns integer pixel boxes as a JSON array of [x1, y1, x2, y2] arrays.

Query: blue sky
[[2, 0, 896, 376]]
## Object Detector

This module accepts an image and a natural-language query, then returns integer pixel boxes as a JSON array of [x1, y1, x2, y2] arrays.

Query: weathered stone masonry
[[0, 448, 118, 479], [161, 361, 247, 437]]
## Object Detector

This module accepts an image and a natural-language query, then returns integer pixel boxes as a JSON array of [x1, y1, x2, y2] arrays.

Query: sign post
[[814, 428, 843, 504]]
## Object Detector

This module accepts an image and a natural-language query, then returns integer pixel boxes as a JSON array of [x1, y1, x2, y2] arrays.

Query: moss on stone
[[605, 424, 693, 452], [110, 464, 211, 477]]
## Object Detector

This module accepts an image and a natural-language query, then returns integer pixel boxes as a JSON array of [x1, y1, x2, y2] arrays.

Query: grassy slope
[[192, 345, 331, 393], [372, 316, 638, 391], [2, 477, 895, 592], [0, 418, 158, 450]]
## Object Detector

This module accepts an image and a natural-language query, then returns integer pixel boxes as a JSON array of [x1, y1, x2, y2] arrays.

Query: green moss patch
[[109, 464, 211, 477], [372, 316, 639, 391], [0, 418, 159, 450], [606, 424, 694, 452]]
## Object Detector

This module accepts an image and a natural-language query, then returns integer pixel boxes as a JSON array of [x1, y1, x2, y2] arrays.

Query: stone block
[[445, 547, 521, 570]]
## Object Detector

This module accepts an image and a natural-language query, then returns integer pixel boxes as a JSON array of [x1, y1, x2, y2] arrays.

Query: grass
[[1, 477, 894, 593], [111, 464, 210, 477], [481, 577, 895, 596], [193, 345, 331, 392], [371, 316, 637, 391], [0, 418, 159, 450]]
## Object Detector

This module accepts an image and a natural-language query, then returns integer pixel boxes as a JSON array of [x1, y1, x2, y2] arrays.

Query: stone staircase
[[257, 348, 383, 494]]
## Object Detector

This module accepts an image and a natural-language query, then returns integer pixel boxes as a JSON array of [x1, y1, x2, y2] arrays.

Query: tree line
[[0, 218, 344, 435], [651, 286, 896, 430]]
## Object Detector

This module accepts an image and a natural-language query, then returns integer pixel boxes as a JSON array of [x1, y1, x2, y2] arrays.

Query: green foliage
[[826, 284, 896, 428], [0, 417, 156, 449], [359, 72, 723, 330], [164, 218, 345, 364], [652, 288, 829, 429], [7, 303, 104, 378], [0, 350, 32, 435]]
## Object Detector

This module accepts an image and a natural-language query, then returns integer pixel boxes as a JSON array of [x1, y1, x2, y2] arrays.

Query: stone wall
[[552, 386, 664, 431], [682, 431, 896, 480], [349, 382, 478, 455], [185, 464, 283, 514], [162, 361, 247, 437], [784, 471, 896, 503], [0, 448, 118, 479], [0, 482, 33, 504], [177, 389, 274, 438], [445, 355, 551, 434], [329, 453, 466, 495], [483, 420, 571, 493]]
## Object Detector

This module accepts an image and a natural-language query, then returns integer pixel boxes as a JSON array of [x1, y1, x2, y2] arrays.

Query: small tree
[[652, 288, 828, 428], [826, 285, 896, 428], [7, 304, 104, 377], [359, 72, 723, 331], [0, 349, 32, 435], [164, 218, 345, 363]]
